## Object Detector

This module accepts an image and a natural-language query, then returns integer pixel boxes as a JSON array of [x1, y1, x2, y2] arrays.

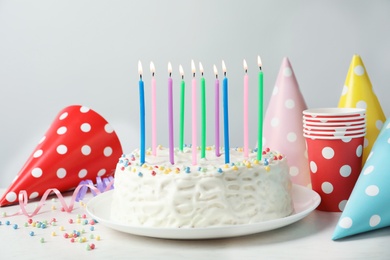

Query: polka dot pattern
[[306, 136, 364, 212], [0, 105, 123, 206], [338, 200, 348, 211], [322, 147, 334, 159], [333, 115, 390, 240], [263, 57, 310, 187], [5, 192, 17, 203], [338, 54, 386, 167], [339, 165, 351, 177]]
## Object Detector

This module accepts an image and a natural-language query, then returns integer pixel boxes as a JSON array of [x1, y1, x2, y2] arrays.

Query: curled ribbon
[[17, 177, 114, 218]]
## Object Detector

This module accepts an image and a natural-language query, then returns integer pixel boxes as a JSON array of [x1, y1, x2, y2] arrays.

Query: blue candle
[[222, 60, 230, 163], [138, 61, 145, 164]]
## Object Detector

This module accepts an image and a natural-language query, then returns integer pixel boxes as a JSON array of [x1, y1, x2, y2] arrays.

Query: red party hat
[[0, 105, 123, 206]]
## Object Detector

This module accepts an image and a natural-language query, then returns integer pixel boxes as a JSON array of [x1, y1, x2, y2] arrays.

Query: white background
[[1, 0, 390, 188]]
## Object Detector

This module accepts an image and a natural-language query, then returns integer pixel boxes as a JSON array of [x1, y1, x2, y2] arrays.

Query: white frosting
[[111, 146, 293, 228]]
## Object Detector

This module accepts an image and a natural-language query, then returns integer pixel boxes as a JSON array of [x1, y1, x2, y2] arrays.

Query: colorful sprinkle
[[29, 231, 35, 236], [264, 159, 269, 166]]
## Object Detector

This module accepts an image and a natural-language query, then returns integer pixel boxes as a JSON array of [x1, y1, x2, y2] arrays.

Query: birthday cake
[[110, 146, 293, 228]]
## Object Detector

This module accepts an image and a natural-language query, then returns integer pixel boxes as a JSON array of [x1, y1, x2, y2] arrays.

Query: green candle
[[257, 56, 264, 160], [200, 62, 206, 159], [179, 65, 185, 151]]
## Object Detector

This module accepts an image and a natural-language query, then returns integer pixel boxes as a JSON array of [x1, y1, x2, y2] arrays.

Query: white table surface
[[0, 188, 389, 260]]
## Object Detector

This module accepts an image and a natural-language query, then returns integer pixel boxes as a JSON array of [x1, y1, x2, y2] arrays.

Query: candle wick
[[193, 72, 195, 78], [182, 75, 184, 80], [215, 74, 218, 79], [259, 66, 262, 71], [224, 71, 226, 77], [140, 74, 143, 80], [169, 72, 172, 77], [152, 72, 155, 77], [201, 72, 204, 77], [245, 69, 248, 73]]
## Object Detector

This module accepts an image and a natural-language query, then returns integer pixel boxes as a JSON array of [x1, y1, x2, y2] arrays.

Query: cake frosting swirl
[[111, 146, 293, 228]]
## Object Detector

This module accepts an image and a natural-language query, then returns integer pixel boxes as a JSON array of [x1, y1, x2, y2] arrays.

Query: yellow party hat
[[338, 55, 386, 164]]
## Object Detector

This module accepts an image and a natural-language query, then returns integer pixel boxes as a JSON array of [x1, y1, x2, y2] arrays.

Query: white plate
[[86, 184, 320, 240]]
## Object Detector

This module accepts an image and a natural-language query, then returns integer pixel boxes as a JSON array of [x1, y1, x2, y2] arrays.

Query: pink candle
[[213, 65, 220, 157], [191, 60, 197, 165], [150, 62, 157, 156], [243, 59, 249, 158], [168, 62, 174, 164]]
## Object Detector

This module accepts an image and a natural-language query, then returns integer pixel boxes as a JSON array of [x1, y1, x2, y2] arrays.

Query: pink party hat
[[333, 117, 390, 240], [263, 57, 310, 187], [0, 105, 123, 206], [338, 55, 386, 165]]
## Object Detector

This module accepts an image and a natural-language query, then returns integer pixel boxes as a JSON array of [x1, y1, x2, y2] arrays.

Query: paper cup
[[303, 129, 365, 136], [303, 133, 366, 140], [305, 135, 364, 211], [303, 120, 366, 127], [303, 108, 366, 117], [303, 116, 365, 123], [303, 124, 366, 131]]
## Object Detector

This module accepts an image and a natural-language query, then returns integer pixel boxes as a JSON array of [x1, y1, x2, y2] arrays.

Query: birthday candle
[[179, 65, 185, 151], [191, 60, 197, 165], [199, 62, 206, 159], [243, 59, 249, 158], [213, 65, 220, 157], [168, 62, 174, 164], [257, 56, 264, 160], [150, 62, 157, 156], [222, 60, 230, 164], [138, 61, 145, 164]]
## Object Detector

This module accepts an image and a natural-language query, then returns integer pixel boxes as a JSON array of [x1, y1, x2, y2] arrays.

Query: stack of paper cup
[[303, 108, 366, 212]]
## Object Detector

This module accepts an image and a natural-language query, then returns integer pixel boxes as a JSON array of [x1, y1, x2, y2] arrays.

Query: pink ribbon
[[16, 177, 114, 218]]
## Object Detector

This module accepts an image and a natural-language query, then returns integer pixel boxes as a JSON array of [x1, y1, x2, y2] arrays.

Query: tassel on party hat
[[0, 105, 123, 206], [333, 117, 390, 240], [338, 55, 386, 164], [263, 57, 310, 187]]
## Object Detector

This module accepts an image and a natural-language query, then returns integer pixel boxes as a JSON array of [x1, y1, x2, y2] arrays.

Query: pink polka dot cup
[[305, 135, 364, 212]]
